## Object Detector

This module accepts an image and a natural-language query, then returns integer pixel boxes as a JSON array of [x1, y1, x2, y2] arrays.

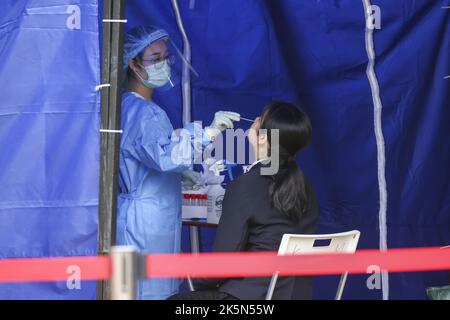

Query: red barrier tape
[[146, 247, 450, 278], [0, 247, 448, 283], [0, 256, 110, 283]]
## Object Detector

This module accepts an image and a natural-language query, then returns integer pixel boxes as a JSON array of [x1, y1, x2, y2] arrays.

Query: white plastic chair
[[265, 230, 361, 300]]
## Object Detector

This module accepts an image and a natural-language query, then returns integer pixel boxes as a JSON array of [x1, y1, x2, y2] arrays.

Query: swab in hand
[[240, 117, 255, 123]]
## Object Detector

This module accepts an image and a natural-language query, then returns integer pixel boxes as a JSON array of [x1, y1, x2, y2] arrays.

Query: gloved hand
[[181, 170, 202, 188], [204, 111, 241, 141]]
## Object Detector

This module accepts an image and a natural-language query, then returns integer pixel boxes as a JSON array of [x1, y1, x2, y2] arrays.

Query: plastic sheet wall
[[125, 0, 450, 299], [0, 0, 448, 299], [0, 0, 101, 299]]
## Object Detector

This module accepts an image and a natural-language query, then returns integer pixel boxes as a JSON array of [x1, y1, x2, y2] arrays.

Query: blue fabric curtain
[[0, 0, 100, 299], [0, 0, 448, 299], [126, 0, 450, 299]]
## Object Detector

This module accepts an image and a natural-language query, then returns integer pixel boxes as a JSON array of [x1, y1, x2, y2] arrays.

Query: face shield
[[123, 26, 198, 92], [138, 38, 198, 92]]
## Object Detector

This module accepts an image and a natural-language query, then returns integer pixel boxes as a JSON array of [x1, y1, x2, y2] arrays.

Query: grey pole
[[187, 225, 201, 291], [170, 1, 198, 292], [110, 246, 138, 300], [170, 0, 192, 126]]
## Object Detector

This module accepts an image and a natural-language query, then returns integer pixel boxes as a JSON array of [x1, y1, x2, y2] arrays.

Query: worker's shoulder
[[122, 92, 167, 120]]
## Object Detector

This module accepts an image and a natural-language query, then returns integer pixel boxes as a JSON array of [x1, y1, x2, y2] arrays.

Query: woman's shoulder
[[227, 165, 269, 194]]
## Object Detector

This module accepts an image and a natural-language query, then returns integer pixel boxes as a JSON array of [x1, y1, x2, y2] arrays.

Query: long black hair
[[260, 101, 312, 221]]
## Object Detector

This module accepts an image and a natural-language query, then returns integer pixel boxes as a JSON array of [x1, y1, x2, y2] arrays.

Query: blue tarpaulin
[[128, 0, 450, 300], [0, 0, 448, 299], [0, 0, 100, 299]]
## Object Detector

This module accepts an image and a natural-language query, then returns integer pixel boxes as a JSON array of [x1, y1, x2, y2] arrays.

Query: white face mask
[[135, 60, 171, 88]]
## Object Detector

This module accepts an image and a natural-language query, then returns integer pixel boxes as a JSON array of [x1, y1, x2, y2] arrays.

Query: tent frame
[[97, 0, 126, 300]]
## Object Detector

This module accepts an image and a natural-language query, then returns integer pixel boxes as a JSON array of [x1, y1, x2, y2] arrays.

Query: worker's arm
[[133, 114, 212, 173], [132, 109, 239, 173]]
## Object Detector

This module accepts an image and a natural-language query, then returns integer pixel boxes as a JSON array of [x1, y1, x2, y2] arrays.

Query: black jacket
[[194, 162, 319, 300]]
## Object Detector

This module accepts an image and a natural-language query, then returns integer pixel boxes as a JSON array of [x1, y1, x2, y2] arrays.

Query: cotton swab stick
[[240, 117, 255, 123]]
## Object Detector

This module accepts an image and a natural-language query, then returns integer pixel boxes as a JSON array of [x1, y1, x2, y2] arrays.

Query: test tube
[[194, 195, 199, 206]]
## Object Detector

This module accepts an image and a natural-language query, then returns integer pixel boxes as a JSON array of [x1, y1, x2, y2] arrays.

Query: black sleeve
[[193, 178, 251, 290], [304, 176, 319, 234]]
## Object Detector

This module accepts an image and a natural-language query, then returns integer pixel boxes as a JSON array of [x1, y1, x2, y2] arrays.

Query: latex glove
[[181, 170, 202, 188], [204, 111, 241, 141]]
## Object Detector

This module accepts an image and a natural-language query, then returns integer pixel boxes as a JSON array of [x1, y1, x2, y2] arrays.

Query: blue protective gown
[[116, 91, 210, 300]]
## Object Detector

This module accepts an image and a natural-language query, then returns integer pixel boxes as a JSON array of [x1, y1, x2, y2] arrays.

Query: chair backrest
[[264, 230, 361, 300], [278, 230, 360, 256]]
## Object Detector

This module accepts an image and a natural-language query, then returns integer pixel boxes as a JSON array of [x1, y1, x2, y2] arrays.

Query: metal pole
[[110, 246, 138, 300], [171, 0, 192, 126], [187, 226, 201, 291], [335, 272, 348, 300], [97, 0, 126, 300], [265, 272, 279, 300], [189, 225, 201, 253], [171, 1, 198, 291]]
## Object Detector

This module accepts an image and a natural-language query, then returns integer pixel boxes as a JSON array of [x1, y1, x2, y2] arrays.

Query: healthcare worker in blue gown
[[117, 26, 240, 300]]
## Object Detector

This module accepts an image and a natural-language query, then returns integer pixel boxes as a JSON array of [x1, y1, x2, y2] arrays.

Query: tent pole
[[97, 0, 126, 300], [171, 0, 192, 126]]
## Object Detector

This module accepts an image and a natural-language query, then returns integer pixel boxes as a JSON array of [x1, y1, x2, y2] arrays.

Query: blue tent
[[0, 0, 448, 299]]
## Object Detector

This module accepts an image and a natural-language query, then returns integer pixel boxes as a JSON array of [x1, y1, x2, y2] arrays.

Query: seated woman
[[168, 101, 319, 300]]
